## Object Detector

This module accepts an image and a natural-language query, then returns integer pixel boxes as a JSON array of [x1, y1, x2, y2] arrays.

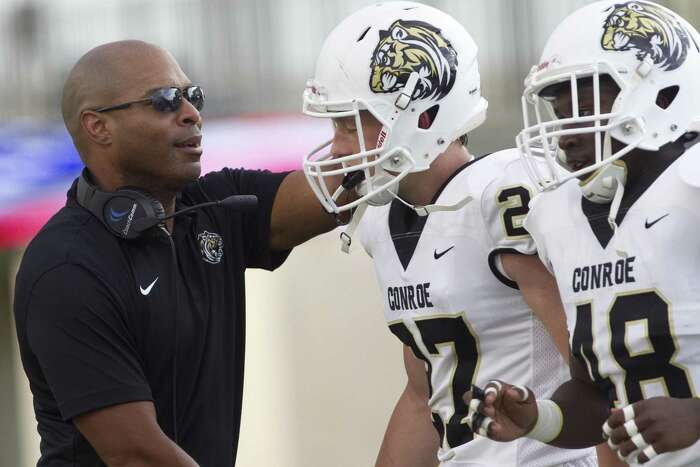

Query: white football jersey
[[525, 146, 700, 467], [358, 148, 594, 466]]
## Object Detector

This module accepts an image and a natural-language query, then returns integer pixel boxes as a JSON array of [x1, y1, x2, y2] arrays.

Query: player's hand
[[462, 380, 538, 442], [603, 397, 700, 464]]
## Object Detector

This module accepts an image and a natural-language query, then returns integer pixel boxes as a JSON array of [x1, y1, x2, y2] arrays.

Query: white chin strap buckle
[[394, 71, 420, 110], [414, 206, 429, 217], [407, 194, 474, 217], [340, 203, 369, 254]]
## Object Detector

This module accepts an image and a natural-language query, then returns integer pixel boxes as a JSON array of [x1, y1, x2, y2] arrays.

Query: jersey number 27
[[390, 314, 479, 449]]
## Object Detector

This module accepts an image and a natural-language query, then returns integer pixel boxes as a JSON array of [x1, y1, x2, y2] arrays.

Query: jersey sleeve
[[193, 168, 292, 270], [480, 159, 538, 288], [523, 195, 555, 275], [23, 263, 152, 421]]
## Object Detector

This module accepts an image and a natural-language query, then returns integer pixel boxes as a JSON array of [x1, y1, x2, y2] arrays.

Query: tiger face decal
[[601, 1, 696, 70], [197, 230, 224, 264], [369, 19, 458, 101]]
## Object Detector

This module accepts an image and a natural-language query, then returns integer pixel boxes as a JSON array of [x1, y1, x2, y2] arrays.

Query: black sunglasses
[[92, 85, 205, 113]]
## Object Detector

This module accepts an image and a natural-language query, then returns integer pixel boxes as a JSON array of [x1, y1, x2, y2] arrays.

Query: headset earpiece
[[76, 169, 165, 240]]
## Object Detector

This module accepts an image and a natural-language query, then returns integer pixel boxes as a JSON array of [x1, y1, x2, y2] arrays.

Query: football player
[[465, 1, 700, 465], [302, 2, 598, 466]]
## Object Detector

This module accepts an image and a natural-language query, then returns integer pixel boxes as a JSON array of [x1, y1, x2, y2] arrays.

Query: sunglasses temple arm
[[94, 98, 153, 113]]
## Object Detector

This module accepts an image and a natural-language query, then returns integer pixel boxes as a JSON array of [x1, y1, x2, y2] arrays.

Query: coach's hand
[[603, 397, 700, 464], [463, 380, 538, 442]]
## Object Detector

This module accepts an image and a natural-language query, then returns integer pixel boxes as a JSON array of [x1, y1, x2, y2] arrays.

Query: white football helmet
[[303, 1, 487, 213], [517, 0, 700, 204]]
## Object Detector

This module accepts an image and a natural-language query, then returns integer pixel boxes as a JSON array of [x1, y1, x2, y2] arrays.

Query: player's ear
[[81, 111, 113, 146]]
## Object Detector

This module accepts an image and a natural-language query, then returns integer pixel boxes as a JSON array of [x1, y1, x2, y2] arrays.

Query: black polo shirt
[[14, 168, 291, 466]]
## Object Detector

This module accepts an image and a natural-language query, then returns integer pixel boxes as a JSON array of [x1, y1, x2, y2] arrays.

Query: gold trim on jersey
[[412, 312, 482, 440], [604, 292, 629, 407], [639, 376, 670, 399], [575, 298, 622, 407], [435, 340, 461, 437], [609, 288, 696, 404], [574, 299, 599, 383], [413, 311, 483, 385], [624, 319, 654, 357], [387, 318, 403, 327]]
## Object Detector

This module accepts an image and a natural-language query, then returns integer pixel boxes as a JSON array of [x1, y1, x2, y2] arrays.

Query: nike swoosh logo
[[645, 213, 669, 229], [110, 208, 131, 222], [434, 246, 455, 260], [140, 277, 159, 296]]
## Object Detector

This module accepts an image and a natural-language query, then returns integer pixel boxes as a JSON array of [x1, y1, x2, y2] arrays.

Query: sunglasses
[[92, 85, 205, 113]]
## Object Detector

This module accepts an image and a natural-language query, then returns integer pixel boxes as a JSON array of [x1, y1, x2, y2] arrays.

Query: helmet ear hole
[[418, 105, 440, 129], [656, 85, 680, 109]]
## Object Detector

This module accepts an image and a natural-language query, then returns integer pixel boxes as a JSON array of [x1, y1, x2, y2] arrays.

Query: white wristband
[[525, 400, 563, 443]]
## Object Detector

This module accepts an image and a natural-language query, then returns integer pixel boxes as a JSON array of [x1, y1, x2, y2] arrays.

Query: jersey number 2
[[496, 186, 531, 238], [389, 315, 479, 449]]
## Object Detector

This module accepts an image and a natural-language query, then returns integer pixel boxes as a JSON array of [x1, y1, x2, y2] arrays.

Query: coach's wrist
[[525, 400, 563, 443]]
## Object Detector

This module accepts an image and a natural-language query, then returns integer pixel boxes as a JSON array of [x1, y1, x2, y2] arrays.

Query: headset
[[76, 169, 167, 239], [76, 168, 258, 239]]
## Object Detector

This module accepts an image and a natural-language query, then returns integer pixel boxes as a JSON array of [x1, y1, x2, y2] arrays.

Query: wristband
[[525, 400, 563, 443]]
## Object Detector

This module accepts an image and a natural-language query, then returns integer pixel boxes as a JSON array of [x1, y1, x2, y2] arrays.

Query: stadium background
[[0, 0, 696, 465]]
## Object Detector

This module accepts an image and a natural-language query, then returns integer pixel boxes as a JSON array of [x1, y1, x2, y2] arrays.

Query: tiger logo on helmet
[[601, 1, 697, 70], [369, 19, 458, 101]]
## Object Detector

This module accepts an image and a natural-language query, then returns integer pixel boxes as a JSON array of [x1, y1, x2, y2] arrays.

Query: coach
[[13, 40, 339, 466]]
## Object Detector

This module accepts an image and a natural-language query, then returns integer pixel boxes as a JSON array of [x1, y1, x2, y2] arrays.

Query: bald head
[[61, 40, 183, 157]]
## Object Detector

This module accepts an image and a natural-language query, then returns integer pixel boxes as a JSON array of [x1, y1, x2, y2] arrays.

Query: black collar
[[389, 154, 489, 270], [582, 149, 684, 248]]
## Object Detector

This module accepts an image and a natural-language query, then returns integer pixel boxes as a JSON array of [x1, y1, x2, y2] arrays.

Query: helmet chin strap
[[340, 202, 369, 254], [607, 172, 628, 258], [339, 181, 474, 254], [580, 132, 628, 257], [580, 133, 617, 202], [391, 192, 474, 217], [365, 156, 475, 216]]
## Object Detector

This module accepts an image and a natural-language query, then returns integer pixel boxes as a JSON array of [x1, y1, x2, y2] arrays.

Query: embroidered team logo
[[197, 231, 224, 264], [601, 1, 697, 70], [369, 19, 458, 101]]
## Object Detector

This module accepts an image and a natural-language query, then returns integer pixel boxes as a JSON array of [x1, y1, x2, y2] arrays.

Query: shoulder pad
[[485, 147, 521, 161]]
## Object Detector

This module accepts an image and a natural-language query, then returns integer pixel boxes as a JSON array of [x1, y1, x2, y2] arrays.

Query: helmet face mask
[[303, 1, 487, 213], [518, 65, 640, 195], [303, 91, 415, 212], [517, 0, 700, 202]]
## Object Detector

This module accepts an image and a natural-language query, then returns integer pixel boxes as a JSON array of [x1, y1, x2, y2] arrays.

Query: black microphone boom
[[131, 195, 259, 233], [219, 194, 258, 212]]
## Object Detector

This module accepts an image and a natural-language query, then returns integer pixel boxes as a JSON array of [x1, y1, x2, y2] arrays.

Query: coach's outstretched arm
[[269, 171, 356, 251], [463, 356, 609, 449]]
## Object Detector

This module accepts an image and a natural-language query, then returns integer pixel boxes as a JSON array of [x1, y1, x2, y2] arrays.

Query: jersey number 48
[[572, 289, 694, 405]]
